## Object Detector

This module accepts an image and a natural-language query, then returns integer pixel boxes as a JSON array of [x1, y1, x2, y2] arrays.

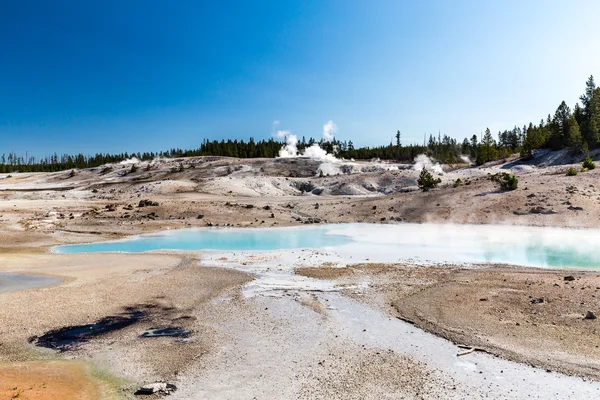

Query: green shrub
[[490, 172, 518, 191], [583, 155, 596, 170], [566, 167, 578, 176], [130, 164, 138, 173], [452, 178, 462, 188], [417, 168, 441, 191]]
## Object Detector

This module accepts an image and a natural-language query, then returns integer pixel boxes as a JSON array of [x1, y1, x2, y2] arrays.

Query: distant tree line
[[1, 75, 598, 173]]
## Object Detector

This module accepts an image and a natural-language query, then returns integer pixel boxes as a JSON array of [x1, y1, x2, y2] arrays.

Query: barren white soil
[[2, 151, 600, 399]]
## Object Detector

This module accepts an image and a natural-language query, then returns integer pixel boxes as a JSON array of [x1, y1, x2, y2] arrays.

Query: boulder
[[585, 311, 597, 320], [135, 382, 177, 395], [138, 199, 159, 207]]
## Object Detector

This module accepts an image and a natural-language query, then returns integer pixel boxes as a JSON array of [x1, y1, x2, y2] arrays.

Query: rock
[[585, 311, 597, 320], [270, 213, 275, 218], [529, 206, 557, 215], [372, 206, 377, 210], [196, 214, 204, 219], [568, 205, 584, 211], [135, 382, 177, 395], [262, 205, 271, 210], [140, 328, 190, 338], [527, 193, 536, 198], [245, 204, 254, 209], [530, 297, 544, 304], [138, 199, 159, 207], [206, 222, 213, 227], [314, 203, 319, 209], [564, 275, 575, 281]]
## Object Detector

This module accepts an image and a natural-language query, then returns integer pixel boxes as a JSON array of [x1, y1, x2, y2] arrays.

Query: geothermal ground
[[2, 151, 600, 399]]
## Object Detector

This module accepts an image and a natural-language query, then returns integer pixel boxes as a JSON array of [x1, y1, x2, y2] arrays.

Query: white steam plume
[[274, 120, 340, 162], [119, 157, 140, 165], [277, 131, 299, 158], [413, 154, 444, 174], [460, 155, 473, 164], [322, 120, 338, 143], [304, 144, 338, 162]]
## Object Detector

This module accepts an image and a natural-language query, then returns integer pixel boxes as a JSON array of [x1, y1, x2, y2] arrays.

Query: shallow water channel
[[0, 273, 61, 293], [54, 223, 600, 269]]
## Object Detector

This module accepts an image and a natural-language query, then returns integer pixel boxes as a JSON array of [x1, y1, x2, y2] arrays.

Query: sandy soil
[[2, 153, 600, 398]]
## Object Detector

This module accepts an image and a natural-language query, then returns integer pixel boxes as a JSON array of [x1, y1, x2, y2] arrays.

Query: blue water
[[54, 225, 353, 253], [53, 223, 600, 270]]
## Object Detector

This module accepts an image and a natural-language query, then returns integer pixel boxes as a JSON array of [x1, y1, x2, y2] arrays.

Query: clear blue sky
[[1, 0, 599, 157]]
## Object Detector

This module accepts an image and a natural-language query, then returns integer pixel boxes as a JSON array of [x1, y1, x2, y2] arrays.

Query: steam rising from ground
[[413, 154, 444, 174], [322, 120, 338, 142], [275, 120, 339, 162], [460, 155, 473, 164], [119, 157, 140, 165]]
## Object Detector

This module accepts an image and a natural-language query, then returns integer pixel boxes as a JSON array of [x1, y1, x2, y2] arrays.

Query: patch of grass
[[567, 167, 578, 176], [582, 155, 596, 170], [490, 172, 518, 191]]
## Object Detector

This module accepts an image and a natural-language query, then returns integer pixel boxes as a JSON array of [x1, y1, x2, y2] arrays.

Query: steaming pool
[[54, 223, 600, 269]]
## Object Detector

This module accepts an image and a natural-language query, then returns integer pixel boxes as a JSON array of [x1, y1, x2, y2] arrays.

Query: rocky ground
[[2, 152, 600, 399], [299, 264, 600, 380]]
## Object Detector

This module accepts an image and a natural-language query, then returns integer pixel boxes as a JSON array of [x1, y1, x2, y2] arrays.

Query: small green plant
[[582, 155, 596, 170], [567, 167, 578, 176], [452, 178, 462, 188], [68, 169, 76, 178], [417, 168, 441, 191], [130, 164, 138, 173], [178, 163, 185, 172], [319, 169, 324, 178], [490, 172, 518, 191]]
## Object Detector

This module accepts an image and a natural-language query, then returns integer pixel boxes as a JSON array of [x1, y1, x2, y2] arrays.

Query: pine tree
[[580, 76, 600, 147], [566, 115, 585, 154], [477, 128, 498, 165]]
